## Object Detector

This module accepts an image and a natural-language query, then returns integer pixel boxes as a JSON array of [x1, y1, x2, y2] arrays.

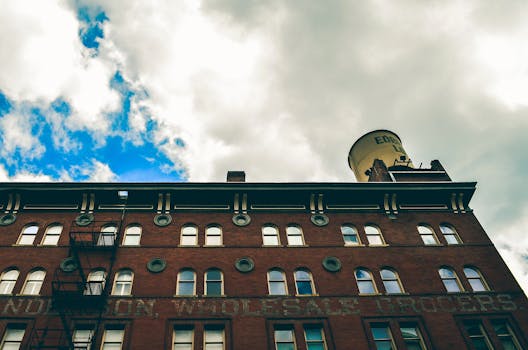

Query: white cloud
[[70, 159, 117, 182], [0, 164, 53, 182], [0, 0, 120, 138], [0, 109, 45, 162]]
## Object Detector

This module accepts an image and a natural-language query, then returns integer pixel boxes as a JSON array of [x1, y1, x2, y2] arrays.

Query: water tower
[[348, 130, 413, 182]]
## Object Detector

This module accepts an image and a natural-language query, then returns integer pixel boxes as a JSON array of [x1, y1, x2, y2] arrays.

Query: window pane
[[444, 235, 459, 244], [374, 343, 394, 350], [207, 282, 222, 295], [276, 345, 295, 350], [205, 345, 223, 350], [383, 281, 402, 294], [270, 282, 286, 295], [372, 327, 390, 340], [367, 235, 383, 245], [463, 268, 479, 278], [263, 236, 279, 245], [297, 281, 313, 295], [288, 236, 304, 246], [205, 329, 223, 342], [358, 281, 376, 294], [421, 235, 437, 245], [4, 328, 25, 341], [343, 235, 359, 244], [104, 329, 124, 342], [439, 268, 455, 278], [443, 279, 461, 292], [181, 236, 197, 245], [275, 330, 293, 342], [307, 344, 324, 350], [380, 270, 396, 279], [468, 279, 487, 292], [206, 236, 222, 246], [207, 270, 221, 280], [295, 270, 310, 280], [123, 236, 140, 246], [304, 328, 322, 341], [174, 345, 192, 350], [178, 283, 194, 295]]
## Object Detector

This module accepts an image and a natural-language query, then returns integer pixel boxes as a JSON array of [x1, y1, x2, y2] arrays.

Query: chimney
[[227, 171, 246, 182]]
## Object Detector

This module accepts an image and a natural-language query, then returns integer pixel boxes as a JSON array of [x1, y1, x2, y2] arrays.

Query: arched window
[[268, 268, 287, 295], [355, 268, 377, 294], [17, 224, 39, 245], [181, 224, 198, 246], [98, 224, 117, 247], [464, 267, 489, 292], [21, 268, 46, 295], [262, 225, 280, 246], [380, 268, 404, 294], [364, 225, 385, 246], [439, 224, 462, 244], [205, 225, 222, 246], [341, 224, 360, 245], [286, 225, 304, 246], [41, 224, 63, 245], [84, 269, 106, 295], [0, 268, 19, 295], [177, 269, 196, 296], [205, 268, 223, 296], [122, 225, 142, 246], [294, 268, 315, 295], [439, 267, 463, 292], [417, 224, 438, 245], [112, 269, 133, 296]]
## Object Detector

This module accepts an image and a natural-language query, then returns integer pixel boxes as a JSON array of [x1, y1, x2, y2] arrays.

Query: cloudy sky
[[0, 0, 527, 292]]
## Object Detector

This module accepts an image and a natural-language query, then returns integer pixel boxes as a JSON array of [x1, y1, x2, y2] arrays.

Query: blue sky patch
[[77, 5, 108, 52]]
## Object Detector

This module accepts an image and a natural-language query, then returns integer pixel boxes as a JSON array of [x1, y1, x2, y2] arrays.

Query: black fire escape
[[26, 219, 122, 350]]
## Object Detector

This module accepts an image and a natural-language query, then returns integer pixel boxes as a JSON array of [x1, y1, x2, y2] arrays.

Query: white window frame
[[21, 269, 46, 295], [0, 268, 19, 295], [41, 224, 63, 246], [173, 326, 194, 350], [440, 224, 462, 244], [364, 225, 385, 246], [439, 267, 464, 293], [176, 269, 196, 296], [205, 269, 224, 296], [341, 224, 361, 246], [380, 268, 404, 294], [205, 225, 222, 246], [98, 225, 117, 247], [0, 325, 25, 349], [304, 325, 328, 350], [463, 266, 490, 292], [262, 225, 280, 246], [267, 268, 288, 295], [181, 225, 198, 246], [122, 225, 142, 246], [101, 327, 125, 350], [72, 326, 94, 350], [17, 224, 39, 245], [204, 326, 225, 350], [112, 269, 133, 296], [286, 224, 305, 246], [294, 268, 316, 296], [417, 224, 439, 245], [355, 268, 378, 295], [84, 269, 106, 295], [274, 328, 296, 350]]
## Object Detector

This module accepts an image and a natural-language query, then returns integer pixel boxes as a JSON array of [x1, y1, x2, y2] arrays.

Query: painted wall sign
[[0, 294, 521, 318]]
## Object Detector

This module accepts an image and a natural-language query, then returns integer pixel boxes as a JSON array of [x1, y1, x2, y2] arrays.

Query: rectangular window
[[1, 325, 25, 350], [492, 320, 522, 350], [274, 328, 296, 350], [371, 325, 395, 350], [72, 326, 94, 350], [173, 326, 194, 350], [204, 326, 224, 350], [463, 321, 492, 350], [101, 326, 125, 350], [365, 319, 431, 350], [286, 226, 304, 246], [304, 326, 327, 350], [400, 324, 426, 350]]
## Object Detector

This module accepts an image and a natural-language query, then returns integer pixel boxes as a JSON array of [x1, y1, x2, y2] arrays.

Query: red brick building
[[0, 130, 526, 349]]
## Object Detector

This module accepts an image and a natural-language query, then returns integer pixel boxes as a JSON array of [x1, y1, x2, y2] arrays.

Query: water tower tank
[[348, 130, 413, 182]]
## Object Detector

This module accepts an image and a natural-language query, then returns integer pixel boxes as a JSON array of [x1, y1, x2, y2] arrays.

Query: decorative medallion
[[0, 214, 16, 226], [235, 257, 255, 273], [60, 257, 79, 272], [147, 258, 167, 273], [310, 214, 329, 226], [322, 256, 342, 272], [75, 213, 94, 226], [232, 213, 251, 227], [154, 214, 172, 227]]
